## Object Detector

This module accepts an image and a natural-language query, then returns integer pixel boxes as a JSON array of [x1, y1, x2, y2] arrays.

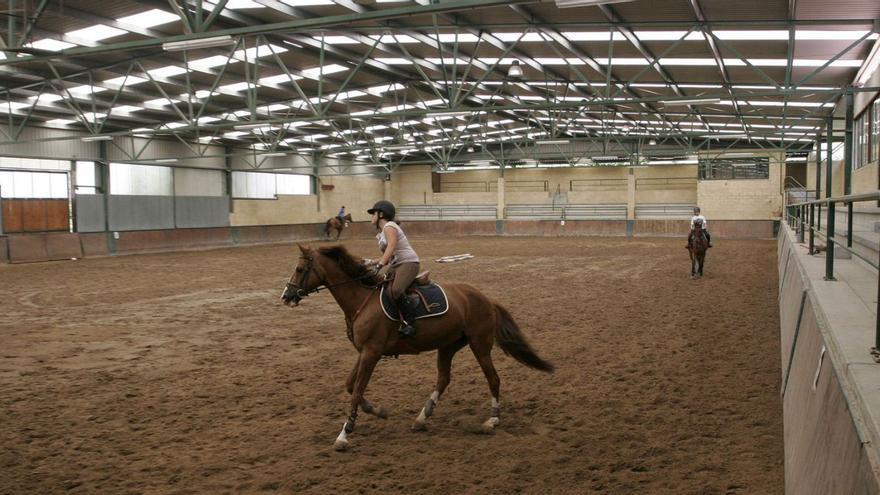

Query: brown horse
[[281, 244, 553, 451], [689, 219, 708, 278], [324, 213, 352, 240]]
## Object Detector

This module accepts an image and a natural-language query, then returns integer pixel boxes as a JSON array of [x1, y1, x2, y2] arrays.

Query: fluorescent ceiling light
[[27, 39, 76, 51], [118, 9, 179, 28], [155, 158, 178, 163], [45, 119, 76, 126], [148, 66, 188, 78], [163, 35, 235, 52], [235, 122, 270, 130], [660, 97, 722, 106], [720, 152, 756, 158], [535, 139, 570, 145], [81, 135, 114, 142], [385, 144, 416, 151], [555, 0, 636, 7], [261, 152, 287, 157], [66, 24, 127, 42]]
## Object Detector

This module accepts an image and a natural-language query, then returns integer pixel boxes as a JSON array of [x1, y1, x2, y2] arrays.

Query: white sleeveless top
[[377, 221, 419, 266]]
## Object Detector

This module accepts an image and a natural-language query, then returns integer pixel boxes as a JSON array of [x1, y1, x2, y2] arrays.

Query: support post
[[497, 175, 505, 220], [825, 129, 835, 280], [626, 167, 636, 220], [809, 203, 815, 254], [844, 89, 854, 248], [816, 137, 822, 231]]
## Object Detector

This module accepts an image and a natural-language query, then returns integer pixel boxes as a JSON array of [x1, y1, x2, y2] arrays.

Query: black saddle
[[380, 282, 449, 322]]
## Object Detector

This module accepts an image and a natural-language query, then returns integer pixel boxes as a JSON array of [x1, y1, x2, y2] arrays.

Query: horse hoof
[[376, 407, 389, 419], [334, 439, 349, 452], [481, 417, 499, 433], [412, 420, 428, 431]]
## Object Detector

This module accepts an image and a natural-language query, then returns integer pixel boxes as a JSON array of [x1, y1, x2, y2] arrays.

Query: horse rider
[[337, 205, 346, 222], [368, 200, 420, 338], [686, 206, 712, 249]]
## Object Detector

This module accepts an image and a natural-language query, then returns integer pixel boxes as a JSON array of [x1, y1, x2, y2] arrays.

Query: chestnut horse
[[281, 244, 553, 451], [689, 219, 708, 278], [324, 213, 352, 240]]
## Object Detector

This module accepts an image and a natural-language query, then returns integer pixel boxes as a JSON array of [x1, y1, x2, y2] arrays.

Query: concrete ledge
[[778, 225, 880, 494]]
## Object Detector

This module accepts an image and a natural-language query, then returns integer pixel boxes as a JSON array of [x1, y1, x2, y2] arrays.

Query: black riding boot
[[685, 232, 693, 249], [396, 294, 419, 338]]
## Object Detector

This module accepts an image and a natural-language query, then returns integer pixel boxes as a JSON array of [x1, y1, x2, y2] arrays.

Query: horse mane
[[317, 245, 377, 283]]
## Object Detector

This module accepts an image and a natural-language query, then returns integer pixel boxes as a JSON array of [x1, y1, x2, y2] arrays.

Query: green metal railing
[[786, 190, 880, 359]]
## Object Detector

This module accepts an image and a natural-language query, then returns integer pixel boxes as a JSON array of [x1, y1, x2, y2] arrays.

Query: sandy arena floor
[[0, 236, 783, 494]]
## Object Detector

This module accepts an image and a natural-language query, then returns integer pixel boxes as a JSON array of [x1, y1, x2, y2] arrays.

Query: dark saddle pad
[[380, 282, 449, 322]]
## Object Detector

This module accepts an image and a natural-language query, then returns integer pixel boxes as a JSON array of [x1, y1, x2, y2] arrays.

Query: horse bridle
[[284, 254, 379, 302]]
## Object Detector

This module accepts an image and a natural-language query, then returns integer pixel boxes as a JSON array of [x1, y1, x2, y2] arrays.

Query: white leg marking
[[334, 423, 349, 451]]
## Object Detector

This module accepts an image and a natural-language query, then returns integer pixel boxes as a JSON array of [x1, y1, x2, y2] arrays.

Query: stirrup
[[399, 321, 416, 338]]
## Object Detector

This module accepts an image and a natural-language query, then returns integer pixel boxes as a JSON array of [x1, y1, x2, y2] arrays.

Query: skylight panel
[[117, 9, 179, 28], [144, 98, 179, 107], [630, 31, 703, 41], [795, 30, 878, 40], [45, 119, 76, 126], [27, 39, 76, 51], [206, 0, 265, 8], [433, 34, 480, 43], [259, 74, 302, 85], [233, 44, 288, 61], [365, 83, 405, 96], [111, 105, 143, 114], [301, 64, 348, 80], [281, 0, 334, 5], [29, 94, 63, 105], [220, 82, 256, 92], [68, 85, 108, 95], [0, 102, 31, 113], [714, 30, 789, 40], [189, 55, 240, 71], [104, 76, 149, 86], [374, 58, 410, 65], [66, 24, 127, 42], [148, 66, 188, 78]]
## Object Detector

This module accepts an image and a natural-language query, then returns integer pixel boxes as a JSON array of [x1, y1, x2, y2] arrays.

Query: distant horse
[[281, 244, 554, 452], [324, 213, 352, 240], [689, 219, 708, 278]]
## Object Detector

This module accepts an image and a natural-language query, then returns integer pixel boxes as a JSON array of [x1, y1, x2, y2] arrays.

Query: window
[[174, 168, 225, 196], [873, 99, 880, 165], [75, 161, 98, 195], [232, 171, 311, 198], [109, 163, 172, 195], [0, 171, 68, 198], [699, 157, 770, 180]]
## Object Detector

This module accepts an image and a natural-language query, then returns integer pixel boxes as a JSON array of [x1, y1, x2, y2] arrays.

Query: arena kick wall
[[777, 225, 880, 494]]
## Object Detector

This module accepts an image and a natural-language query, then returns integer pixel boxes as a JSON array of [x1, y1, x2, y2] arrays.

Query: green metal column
[[844, 89, 854, 248], [825, 129, 835, 280]]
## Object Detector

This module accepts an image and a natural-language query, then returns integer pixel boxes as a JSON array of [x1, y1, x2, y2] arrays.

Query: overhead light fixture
[[591, 155, 620, 160], [81, 135, 114, 142], [234, 122, 270, 130], [385, 144, 415, 151], [431, 110, 471, 117], [714, 134, 751, 139], [261, 152, 287, 157], [467, 146, 475, 152], [163, 35, 234, 52], [648, 139, 657, 146], [155, 158, 178, 164], [508, 60, 523, 78], [535, 139, 570, 145], [555, 0, 636, 7], [720, 152, 755, 158], [660, 97, 722, 106]]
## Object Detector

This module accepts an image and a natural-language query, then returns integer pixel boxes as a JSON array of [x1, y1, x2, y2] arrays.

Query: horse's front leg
[[335, 347, 382, 451], [346, 357, 388, 419]]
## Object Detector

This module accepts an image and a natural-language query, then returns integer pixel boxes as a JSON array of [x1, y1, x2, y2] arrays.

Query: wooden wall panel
[[2, 199, 69, 233], [21, 200, 48, 232], [46, 200, 69, 231]]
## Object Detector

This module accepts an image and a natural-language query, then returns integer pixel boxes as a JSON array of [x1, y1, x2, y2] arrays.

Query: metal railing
[[635, 203, 696, 219], [787, 190, 880, 356], [505, 204, 627, 220], [569, 178, 627, 191], [397, 204, 497, 220]]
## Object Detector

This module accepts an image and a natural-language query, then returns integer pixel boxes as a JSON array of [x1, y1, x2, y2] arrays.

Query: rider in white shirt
[[687, 206, 712, 249]]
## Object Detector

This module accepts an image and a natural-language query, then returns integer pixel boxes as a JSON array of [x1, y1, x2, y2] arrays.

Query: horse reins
[[286, 255, 380, 300]]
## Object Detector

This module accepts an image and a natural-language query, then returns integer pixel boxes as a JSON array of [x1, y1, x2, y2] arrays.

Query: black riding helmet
[[367, 200, 396, 220]]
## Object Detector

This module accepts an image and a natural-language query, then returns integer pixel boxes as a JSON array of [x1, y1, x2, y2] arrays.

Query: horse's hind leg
[[413, 338, 466, 431], [346, 357, 387, 419], [470, 344, 502, 433]]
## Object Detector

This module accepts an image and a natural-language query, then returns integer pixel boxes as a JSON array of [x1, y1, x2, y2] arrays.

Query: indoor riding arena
[[1, 1, 879, 494]]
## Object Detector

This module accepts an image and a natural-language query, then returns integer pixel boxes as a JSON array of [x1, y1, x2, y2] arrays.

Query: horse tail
[[493, 303, 554, 373]]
